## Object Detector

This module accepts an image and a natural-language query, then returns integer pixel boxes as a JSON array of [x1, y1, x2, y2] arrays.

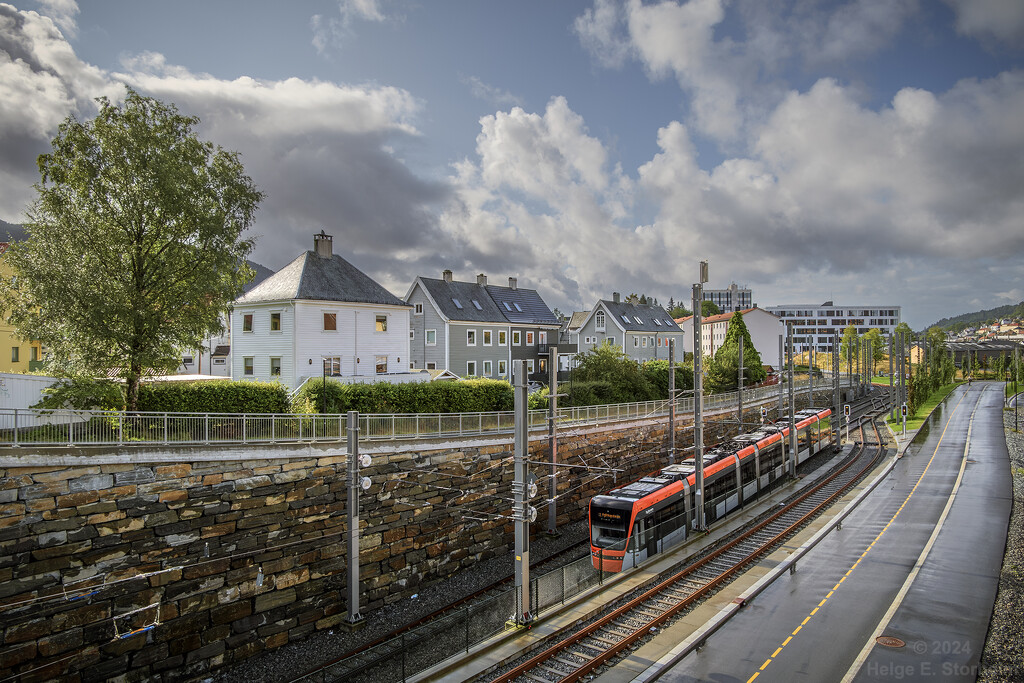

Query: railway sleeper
[[520, 671, 551, 683], [631, 606, 666, 620], [539, 661, 574, 678], [587, 633, 622, 648]]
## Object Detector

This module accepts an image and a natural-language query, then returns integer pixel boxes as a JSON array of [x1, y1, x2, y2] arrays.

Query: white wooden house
[[230, 232, 413, 390]]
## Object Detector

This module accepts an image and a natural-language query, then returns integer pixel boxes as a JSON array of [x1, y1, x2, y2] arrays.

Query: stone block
[[69, 473, 113, 492], [211, 601, 251, 626], [0, 640, 36, 669], [254, 587, 296, 613]]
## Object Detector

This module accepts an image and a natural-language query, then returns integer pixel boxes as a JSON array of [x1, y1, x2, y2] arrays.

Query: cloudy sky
[[2, 0, 1023, 329]]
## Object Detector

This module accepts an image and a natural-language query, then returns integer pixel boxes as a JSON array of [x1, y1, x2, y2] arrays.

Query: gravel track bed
[[214, 521, 589, 683], [978, 408, 1024, 682]]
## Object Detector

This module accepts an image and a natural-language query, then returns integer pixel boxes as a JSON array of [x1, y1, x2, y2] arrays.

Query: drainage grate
[[876, 636, 906, 648]]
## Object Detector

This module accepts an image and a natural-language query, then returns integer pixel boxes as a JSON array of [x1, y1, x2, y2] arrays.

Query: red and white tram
[[590, 408, 834, 572]]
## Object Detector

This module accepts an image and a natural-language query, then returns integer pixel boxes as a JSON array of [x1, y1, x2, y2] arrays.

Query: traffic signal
[[901, 404, 907, 417], [843, 404, 850, 418]]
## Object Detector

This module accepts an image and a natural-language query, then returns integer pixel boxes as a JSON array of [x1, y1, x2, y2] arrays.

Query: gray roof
[[237, 251, 407, 307], [485, 284, 559, 326], [566, 311, 590, 331], [599, 300, 682, 333], [417, 277, 559, 326]]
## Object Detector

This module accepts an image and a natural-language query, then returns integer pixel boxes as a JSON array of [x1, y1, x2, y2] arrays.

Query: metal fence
[[0, 379, 827, 448]]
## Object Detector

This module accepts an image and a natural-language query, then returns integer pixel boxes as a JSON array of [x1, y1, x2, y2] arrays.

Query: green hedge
[[137, 380, 290, 414], [292, 378, 514, 414]]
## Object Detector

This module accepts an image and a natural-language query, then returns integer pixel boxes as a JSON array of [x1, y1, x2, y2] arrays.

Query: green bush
[[291, 378, 514, 414], [641, 360, 693, 398], [136, 380, 290, 414], [33, 376, 126, 411]]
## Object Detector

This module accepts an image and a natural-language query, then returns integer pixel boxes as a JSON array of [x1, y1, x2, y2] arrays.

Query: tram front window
[[591, 505, 629, 550]]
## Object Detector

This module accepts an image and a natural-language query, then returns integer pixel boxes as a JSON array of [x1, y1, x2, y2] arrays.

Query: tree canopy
[[705, 311, 767, 392], [0, 89, 263, 409]]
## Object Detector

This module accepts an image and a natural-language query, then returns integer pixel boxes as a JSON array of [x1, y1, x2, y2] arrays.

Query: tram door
[[636, 519, 657, 558]]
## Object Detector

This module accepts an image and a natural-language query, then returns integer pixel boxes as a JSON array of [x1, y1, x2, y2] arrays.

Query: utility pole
[[692, 260, 708, 530], [547, 346, 559, 535], [889, 335, 895, 421], [787, 322, 797, 478], [778, 334, 785, 415], [513, 360, 533, 627], [738, 341, 744, 427], [809, 346, 815, 409], [668, 338, 676, 465], [346, 411, 365, 630], [832, 333, 840, 446]]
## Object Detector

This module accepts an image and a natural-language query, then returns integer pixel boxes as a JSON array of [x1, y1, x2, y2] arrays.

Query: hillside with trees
[[927, 302, 1024, 333]]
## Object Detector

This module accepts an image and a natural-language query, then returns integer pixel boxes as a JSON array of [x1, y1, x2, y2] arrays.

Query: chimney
[[442, 269, 453, 283], [508, 276, 517, 290], [477, 273, 487, 286], [613, 292, 620, 303], [314, 230, 333, 258]]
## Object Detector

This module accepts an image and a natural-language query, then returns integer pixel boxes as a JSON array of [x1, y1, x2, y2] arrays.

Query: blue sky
[[2, 0, 1023, 329]]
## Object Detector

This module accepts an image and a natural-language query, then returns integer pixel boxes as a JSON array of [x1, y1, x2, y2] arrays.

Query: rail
[[0, 378, 839, 448]]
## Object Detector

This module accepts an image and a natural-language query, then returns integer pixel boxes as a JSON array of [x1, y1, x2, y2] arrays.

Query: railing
[[0, 379, 826, 448]]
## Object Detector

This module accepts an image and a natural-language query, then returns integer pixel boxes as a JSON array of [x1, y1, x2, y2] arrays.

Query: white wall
[[0, 373, 57, 410]]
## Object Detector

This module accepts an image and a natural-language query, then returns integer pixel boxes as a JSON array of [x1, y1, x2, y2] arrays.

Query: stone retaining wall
[[0, 396, 829, 681]]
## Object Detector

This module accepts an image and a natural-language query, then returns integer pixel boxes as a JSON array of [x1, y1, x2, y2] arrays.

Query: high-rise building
[[702, 283, 753, 313], [763, 302, 902, 353]]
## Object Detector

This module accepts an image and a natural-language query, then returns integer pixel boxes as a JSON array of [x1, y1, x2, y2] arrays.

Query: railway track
[[290, 392, 884, 683], [485, 408, 887, 683]]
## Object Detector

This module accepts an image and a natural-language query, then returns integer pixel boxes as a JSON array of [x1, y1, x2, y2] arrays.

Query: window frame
[[498, 330, 507, 346], [243, 356, 254, 376], [467, 360, 477, 376], [483, 360, 493, 376], [512, 330, 522, 346], [375, 355, 388, 374], [242, 313, 254, 333], [375, 314, 388, 332], [323, 311, 337, 332], [467, 329, 477, 346], [414, 302, 424, 315], [483, 330, 492, 346], [270, 357, 282, 376], [426, 329, 437, 346], [525, 331, 534, 345], [269, 312, 282, 332]]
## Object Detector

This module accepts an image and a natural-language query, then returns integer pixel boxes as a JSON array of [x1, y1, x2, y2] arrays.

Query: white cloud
[[36, 0, 77, 38], [311, 0, 390, 54], [461, 75, 521, 109], [944, 0, 1024, 46]]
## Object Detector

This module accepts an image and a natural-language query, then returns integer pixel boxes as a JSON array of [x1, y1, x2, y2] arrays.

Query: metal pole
[[833, 334, 840, 446], [692, 282, 705, 531], [513, 360, 532, 626], [809, 346, 814, 409], [668, 338, 676, 465], [547, 347, 558, 535], [738, 340, 744, 427], [346, 410, 364, 627], [778, 334, 785, 415], [889, 335, 895, 420], [787, 322, 796, 477]]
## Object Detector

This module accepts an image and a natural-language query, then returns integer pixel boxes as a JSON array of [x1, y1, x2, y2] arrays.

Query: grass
[[886, 382, 961, 433]]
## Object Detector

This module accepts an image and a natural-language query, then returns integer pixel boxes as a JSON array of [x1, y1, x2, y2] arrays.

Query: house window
[[323, 312, 337, 331], [376, 356, 388, 374], [467, 330, 476, 346], [499, 330, 507, 345], [483, 360, 492, 376], [498, 360, 507, 376], [526, 331, 535, 345], [634, 336, 639, 348], [595, 310, 605, 331], [427, 362, 436, 370], [182, 356, 193, 366], [467, 361, 477, 376], [526, 360, 535, 373], [607, 337, 615, 346], [243, 313, 253, 332], [414, 303, 423, 315], [376, 315, 387, 332], [270, 312, 281, 331], [213, 359, 226, 366], [512, 331, 521, 346], [426, 329, 437, 346], [483, 330, 492, 346], [410, 330, 415, 340], [30, 347, 38, 362], [539, 331, 547, 345], [270, 357, 281, 376], [243, 357, 254, 375], [323, 356, 341, 376], [642, 337, 647, 348], [539, 358, 547, 373]]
